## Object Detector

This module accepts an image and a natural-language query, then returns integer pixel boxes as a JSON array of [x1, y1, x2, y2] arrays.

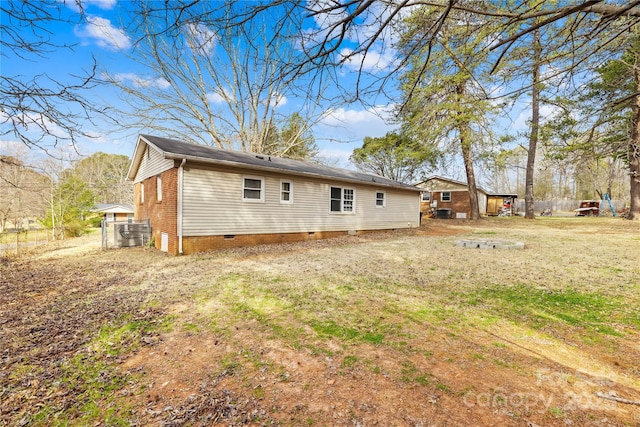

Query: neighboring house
[[127, 135, 422, 255], [415, 176, 517, 218], [92, 203, 135, 223]]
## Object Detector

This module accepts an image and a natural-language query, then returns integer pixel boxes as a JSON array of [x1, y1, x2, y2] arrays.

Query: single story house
[[415, 176, 517, 218], [91, 203, 134, 222], [127, 135, 422, 254]]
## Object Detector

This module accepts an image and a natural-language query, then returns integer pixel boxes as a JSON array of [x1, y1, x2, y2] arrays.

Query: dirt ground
[[1, 219, 639, 426]]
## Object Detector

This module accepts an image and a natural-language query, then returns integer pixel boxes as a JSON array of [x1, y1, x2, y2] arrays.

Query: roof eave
[[129, 135, 419, 191], [127, 135, 169, 181], [163, 152, 421, 192]]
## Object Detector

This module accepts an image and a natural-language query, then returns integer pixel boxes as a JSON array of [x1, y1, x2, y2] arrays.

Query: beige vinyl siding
[[133, 146, 174, 183], [182, 166, 419, 236]]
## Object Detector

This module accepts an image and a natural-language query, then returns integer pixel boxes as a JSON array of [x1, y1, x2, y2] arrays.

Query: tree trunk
[[629, 72, 640, 220], [456, 82, 481, 220], [462, 138, 481, 219], [525, 29, 541, 220]]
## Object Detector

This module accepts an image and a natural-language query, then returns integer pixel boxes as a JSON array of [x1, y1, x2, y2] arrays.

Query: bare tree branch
[[0, 1, 110, 155]]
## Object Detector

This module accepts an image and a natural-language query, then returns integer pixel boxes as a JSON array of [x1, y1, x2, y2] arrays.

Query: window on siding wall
[[441, 191, 451, 201], [280, 180, 292, 203], [343, 189, 354, 211], [106, 213, 115, 222], [330, 186, 355, 212], [243, 176, 264, 202], [376, 192, 385, 207], [156, 175, 162, 201]]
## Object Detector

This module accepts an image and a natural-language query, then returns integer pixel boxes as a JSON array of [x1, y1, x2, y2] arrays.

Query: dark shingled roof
[[138, 134, 420, 191]]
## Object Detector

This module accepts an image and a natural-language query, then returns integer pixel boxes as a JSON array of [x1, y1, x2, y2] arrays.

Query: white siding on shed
[[478, 192, 488, 215], [182, 166, 419, 236], [134, 146, 174, 183]]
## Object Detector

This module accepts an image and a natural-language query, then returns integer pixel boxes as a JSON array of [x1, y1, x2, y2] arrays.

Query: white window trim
[[242, 175, 265, 203], [330, 186, 356, 213], [140, 182, 145, 203], [280, 180, 293, 204], [106, 212, 115, 222], [342, 188, 354, 212], [156, 175, 162, 202], [375, 191, 386, 208], [441, 191, 451, 202]]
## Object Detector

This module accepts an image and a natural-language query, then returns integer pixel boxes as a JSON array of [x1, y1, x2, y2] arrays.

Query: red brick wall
[[432, 191, 471, 218], [419, 200, 431, 215], [181, 229, 401, 255], [182, 231, 348, 254], [134, 168, 178, 253]]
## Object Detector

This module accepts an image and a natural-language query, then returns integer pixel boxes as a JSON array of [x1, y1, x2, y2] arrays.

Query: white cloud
[[316, 105, 397, 143], [112, 73, 170, 89], [317, 147, 355, 170], [354, 2, 408, 45], [77, 134, 135, 157], [339, 47, 395, 72], [269, 93, 288, 109], [1, 110, 69, 140], [0, 138, 30, 157], [83, 0, 117, 9], [206, 92, 225, 104], [308, 0, 350, 33], [206, 88, 235, 104], [297, 1, 363, 54], [509, 102, 562, 134], [185, 22, 217, 54], [63, 0, 117, 12], [306, 0, 404, 45], [77, 16, 131, 50]]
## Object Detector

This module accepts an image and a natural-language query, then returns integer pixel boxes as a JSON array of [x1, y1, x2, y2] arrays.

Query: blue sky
[[1, 0, 539, 184], [1, 1, 406, 168]]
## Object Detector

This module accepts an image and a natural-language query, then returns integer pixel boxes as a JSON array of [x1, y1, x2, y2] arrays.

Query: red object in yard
[[574, 200, 599, 216]]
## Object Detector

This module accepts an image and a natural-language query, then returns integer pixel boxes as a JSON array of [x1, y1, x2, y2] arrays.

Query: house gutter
[[178, 158, 186, 254]]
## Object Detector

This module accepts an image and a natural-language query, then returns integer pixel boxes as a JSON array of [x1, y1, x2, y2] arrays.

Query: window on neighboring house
[[376, 192, 385, 207], [421, 192, 431, 201], [280, 180, 293, 203], [156, 175, 162, 201], [330, 186, 355, 212], [243, 176, 265, 202], [441, 191, 451, 202], [140, 183, 145, 203], [106, 213, 115, 222], [127, 214, 133, 223]]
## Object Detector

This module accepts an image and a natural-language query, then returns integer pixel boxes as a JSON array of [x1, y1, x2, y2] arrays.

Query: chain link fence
[[0, 227, 53, 256]]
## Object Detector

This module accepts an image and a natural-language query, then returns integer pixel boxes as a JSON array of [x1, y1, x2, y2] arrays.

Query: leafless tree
[[204, 1, 640, 99], [73, 153, 134, 204], [0, 146, 49, 231], [274, 2, 639, 220], [106, 2, 324, 157], [1, 0, 109, 155], [151, 1, 640, 216]]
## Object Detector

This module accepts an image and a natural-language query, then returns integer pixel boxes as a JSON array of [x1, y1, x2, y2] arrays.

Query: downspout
[[178, 158, 186, 254]]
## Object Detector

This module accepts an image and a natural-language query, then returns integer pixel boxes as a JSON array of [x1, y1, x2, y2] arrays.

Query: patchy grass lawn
[[1, 217, 639, 426]]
